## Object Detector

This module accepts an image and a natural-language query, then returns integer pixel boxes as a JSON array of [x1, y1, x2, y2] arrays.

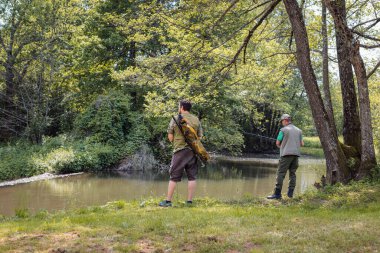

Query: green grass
[[0, 181, 379, 252], [302, 136, 324, 158], [303, 136, 322, 149]]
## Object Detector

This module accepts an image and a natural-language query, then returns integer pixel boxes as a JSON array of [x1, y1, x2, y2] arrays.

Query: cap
[[280, 114, 291, 122]]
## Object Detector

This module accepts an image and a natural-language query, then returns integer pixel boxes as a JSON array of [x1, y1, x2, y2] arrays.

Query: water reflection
[[0, 159, 325, 216]]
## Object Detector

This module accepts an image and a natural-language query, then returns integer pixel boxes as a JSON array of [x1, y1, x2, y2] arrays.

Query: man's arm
[[168, 133, 174, 142], [167, 118, 175, 143], [276, 131, 283, 148]]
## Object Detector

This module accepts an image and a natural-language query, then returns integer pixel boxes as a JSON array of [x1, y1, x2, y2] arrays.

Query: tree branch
[[211, 0, 240, 30], [288, 30, 294, 50], [239, 0, 274, 16], [220, 0, 281, 72], [352, 30, 380, 42], [13, 36, 44, 59], [352, 18, 380, 30], [367, 60, 380, 79], [255, 52, 295, 61], [359, 43, 380, 49]]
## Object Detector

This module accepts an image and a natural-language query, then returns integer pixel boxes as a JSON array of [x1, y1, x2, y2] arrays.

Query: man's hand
[[168, 133, 174, 143], [276, 140, 281, 148]]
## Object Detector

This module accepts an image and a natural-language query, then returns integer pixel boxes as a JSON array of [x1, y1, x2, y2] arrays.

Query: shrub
[[74, 91, 132, 145], [203, 120, 244, 155], [32, 147, 76, 173], [0, 143, 36, 180]]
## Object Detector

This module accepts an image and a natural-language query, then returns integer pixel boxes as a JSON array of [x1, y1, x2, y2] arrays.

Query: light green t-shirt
[[167, 112, 203, 153]]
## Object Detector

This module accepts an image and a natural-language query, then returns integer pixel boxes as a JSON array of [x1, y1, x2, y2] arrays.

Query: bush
[[0, 142, 37, 180], [32, 147, 76, 173], [0, 135, 130, 181], [74, 91, 132, 145], [203, 120, 244, 155]]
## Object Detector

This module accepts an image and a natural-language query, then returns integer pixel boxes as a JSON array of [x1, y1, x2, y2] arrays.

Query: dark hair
[[179, 100, 192, 111]]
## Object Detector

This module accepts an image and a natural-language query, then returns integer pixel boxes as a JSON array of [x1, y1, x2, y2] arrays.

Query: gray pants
[[275, 155, 299, 191]]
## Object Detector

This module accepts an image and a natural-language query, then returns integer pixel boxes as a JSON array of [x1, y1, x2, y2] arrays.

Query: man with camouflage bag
[[159, 100, 208, 207]]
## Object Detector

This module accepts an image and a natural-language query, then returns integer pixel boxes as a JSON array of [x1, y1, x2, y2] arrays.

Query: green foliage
[[74, 91, 132, 145], [0, 142, 39, 181], [371, 164, 380, 179], [32, 147, 76, 173], [0, 135, 132, 180], [124, 114, 152, 154], [0, 0, 379, 183], [203, 120, 244, 155]]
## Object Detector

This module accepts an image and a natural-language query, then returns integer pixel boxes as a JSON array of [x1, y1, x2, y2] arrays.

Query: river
[[0, 158, 325, 216]]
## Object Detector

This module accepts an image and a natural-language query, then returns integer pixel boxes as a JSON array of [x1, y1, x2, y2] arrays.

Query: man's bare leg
[[187, 180, 196, 201], [166, 180, 177, 201]]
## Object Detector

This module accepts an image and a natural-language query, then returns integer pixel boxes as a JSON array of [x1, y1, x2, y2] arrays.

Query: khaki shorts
[[169, 148, 198, 182]]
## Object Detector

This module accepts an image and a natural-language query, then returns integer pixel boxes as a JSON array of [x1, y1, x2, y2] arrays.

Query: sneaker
[[159, 200, 172, 207], [186, 200, 193, 205]]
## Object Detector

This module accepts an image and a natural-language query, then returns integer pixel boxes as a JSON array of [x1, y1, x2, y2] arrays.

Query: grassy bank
[[301, 136, 324, 158], [0, 181, 379, 252]]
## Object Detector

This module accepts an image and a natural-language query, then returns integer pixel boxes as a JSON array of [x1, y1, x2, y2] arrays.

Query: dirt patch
[[225, 242, 261, 253], [181, 244, 196, 252], [206, 235, 219, 242], [244, 242, 260, 251], [2, 232, 84, 252], [136, 239, 156, 253]]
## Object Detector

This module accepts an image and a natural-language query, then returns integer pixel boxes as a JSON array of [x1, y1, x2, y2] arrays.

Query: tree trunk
[[283, 0, 349, 184], [333, 0, 361, 152], [325, 0, 377, 179], [351, 42, 377, 178], [321, 2, 337, 136]]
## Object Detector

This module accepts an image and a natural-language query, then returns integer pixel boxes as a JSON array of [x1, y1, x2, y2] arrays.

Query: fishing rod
[[242, 131, 278, 142]]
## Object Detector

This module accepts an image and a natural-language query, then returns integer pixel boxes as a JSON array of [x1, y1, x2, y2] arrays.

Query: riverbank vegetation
[[0, 180, 379, 252], [0, 135, 326, 181], [0, 0, 379, 183]]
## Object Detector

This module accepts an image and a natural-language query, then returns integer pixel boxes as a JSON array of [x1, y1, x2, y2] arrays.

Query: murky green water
[[0, 159, 325, 216]]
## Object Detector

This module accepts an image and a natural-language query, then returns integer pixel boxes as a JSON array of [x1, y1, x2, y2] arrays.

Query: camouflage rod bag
[[172, 115, 211, 163]]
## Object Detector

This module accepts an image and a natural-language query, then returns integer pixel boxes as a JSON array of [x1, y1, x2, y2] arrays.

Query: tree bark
[[333, 0, 361, 152], [351, 42, 377, 178], [321, 2, 337, 136], [325, 0, 377, 179], [283, 0, 349, 183]]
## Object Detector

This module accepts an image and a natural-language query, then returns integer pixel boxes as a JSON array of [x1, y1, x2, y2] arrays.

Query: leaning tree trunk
[[325, 0, 377, 179], [321, 2, 337, 136], [283, 0, 350, 184], [333, 0, 361, 152]]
